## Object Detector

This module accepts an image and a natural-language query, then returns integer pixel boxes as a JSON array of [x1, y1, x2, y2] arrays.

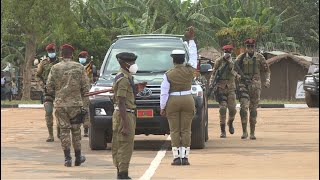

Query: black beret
[[116, 52, 137, 62]]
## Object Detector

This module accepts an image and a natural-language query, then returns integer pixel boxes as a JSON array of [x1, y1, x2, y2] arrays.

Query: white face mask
[[223, 53, 231, 59], [126, 63, 138, 74], [48, 52, 56, 59]]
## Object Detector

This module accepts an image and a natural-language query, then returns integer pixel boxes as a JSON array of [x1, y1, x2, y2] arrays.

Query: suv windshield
[[102, 37, 188, 75]]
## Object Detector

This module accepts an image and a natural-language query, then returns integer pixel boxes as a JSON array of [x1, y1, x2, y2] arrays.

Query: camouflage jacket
[[36, 58, 59, 83], [45, 58, 90, 107]]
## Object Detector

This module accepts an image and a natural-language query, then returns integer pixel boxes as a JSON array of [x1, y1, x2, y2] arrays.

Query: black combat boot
[[118, 171, 131, 179], [241, 123, 248, 139], [181, 158, 190, 165], [171, 158, 182, 165], [63, 149, 72, 167], [84, 127, 89, 137], [250, 123, 256, 140], [74, 149, 86, 166], [227, 120, 235, 134], [220, 124, 226, 138], [57, 126, 61, 139], [46, 126, 54, 142], [117, 167, 120, 179]]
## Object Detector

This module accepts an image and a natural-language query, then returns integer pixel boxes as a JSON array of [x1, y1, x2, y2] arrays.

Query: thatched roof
[[198, 47, 221, 62], [266, 54, 311, 69]]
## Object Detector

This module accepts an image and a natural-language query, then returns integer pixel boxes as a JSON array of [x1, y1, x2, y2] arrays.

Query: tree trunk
[[21, 34, 37, 100]]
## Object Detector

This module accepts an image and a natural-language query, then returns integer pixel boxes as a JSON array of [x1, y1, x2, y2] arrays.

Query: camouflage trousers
[[216, 87, 237, 125], [112, 111, 136, 173], [44, 101, 55, 128], [238, 82, 261, 124], [55, 107, 82, 150]]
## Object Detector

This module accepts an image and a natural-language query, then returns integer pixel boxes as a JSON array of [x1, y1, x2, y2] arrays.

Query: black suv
[[303, 57, 319, 107], [88, 35, 212, 150]]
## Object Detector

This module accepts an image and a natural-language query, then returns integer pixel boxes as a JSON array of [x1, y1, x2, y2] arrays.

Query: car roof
[[116, 34, 184, 40]]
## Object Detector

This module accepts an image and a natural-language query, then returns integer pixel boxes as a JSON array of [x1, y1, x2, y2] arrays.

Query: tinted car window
[[102, 38, 188, 75]]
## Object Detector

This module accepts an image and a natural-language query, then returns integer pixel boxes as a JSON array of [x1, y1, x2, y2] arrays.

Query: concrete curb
[[1, 104, 311, 109]]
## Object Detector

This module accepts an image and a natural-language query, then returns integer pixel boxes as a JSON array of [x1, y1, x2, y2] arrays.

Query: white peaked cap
[[171, 49, 185, 55]]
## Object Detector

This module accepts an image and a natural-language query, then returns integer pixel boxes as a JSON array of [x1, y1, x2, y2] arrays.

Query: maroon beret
[[244, 38, 256, 45], [45, 43, 56, 51], [222, 45, 234, 50], [60, 44, 75, 52], [78, 51, 88, 57]]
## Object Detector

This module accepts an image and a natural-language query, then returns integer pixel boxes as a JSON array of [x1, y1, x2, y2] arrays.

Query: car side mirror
[[200, 64, 213, 73]]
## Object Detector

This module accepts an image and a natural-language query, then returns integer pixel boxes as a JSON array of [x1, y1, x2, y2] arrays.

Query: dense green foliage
[[1, 0, 319, 99]]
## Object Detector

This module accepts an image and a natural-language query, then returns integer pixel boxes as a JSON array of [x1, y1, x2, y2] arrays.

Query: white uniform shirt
[[160, 40, 198, 110]]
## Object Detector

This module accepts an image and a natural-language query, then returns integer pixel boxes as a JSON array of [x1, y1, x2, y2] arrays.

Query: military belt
[[170, 90, 192, 96], [114, 106, 135, 113]]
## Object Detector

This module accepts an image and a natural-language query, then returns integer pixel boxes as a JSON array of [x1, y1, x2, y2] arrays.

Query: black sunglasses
[[246, 45, 255, 48]]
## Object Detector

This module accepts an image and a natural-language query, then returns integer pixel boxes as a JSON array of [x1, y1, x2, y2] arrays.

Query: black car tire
[[89, 126, 107, 150], [305, 91, 319, 107], [191, 105, 206, 149]]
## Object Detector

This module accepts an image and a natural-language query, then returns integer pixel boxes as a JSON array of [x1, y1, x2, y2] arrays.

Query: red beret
[[60, 44, 75, 52], [45, 43, 56, 51], [244, 38, 256, 45], [78, 51, 88, 57], [222, 45, 234, 50]]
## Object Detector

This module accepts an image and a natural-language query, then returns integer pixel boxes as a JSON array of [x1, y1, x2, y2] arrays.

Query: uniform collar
[[120, 68, 132, 79], [245, 52, 257, 58], [62, 58, 72, 62], [174, 64, 184, 68]]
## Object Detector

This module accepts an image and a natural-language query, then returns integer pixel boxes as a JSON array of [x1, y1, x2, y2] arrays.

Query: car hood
[[95, 74, 165, 87]]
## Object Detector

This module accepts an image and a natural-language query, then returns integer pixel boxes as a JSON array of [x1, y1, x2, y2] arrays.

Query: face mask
[[126, 62, 138, 74], [223, 53, 231, 59], [48, 53, 56, 59], [79, 58, 86, 64]]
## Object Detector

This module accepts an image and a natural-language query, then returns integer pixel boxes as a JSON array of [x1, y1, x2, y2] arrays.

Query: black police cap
[[116, 52, 137, 62]]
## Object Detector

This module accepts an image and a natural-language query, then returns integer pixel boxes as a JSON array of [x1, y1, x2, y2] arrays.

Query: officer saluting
[[160, 26, 198, 166], [112, 52, 146, 179]]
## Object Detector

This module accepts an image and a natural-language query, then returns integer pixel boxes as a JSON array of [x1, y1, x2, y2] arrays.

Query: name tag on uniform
[[137, 109, 154, 118]]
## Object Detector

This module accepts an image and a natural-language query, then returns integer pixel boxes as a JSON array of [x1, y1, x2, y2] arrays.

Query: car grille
[[136, 85, 161, 116]]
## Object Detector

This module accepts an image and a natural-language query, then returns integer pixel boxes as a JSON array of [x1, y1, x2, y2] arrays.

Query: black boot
[[227, 120, 235, 134], [117, 167, 120, 179], [63, 149, 72, 167], [241, 123, 248, 139], [118, 171, 131, 179], [220, 124, 226, 138], [171, 158, 182, 165], [84, 127, 89, 137], [250, 123, 256, 140], [74, 149, 86, 166], [181, 158, 190, 165]]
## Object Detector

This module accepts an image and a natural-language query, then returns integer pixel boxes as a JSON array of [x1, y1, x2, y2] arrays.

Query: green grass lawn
[[208, 99, 305, 104], [1, 100, 41, 105]]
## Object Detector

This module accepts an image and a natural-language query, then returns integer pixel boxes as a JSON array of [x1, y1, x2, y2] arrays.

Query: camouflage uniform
[[46, 51, 90, 166], [209, 56, 238, 138], [235, 52, 270, 139], [36, 57, 60, 142]]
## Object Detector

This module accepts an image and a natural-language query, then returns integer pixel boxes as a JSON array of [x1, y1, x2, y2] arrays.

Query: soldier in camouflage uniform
[[36, 43, 60, 142], [209, 45, 240, 138], [112, 52, 145, 179], [78, 51, 92, 137], [235, 38, 271, 140], [45, 44, 90, 167]]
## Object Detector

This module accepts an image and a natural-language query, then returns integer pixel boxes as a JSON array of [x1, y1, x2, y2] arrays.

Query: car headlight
[[191, 85, 203, 97], [95, 108, 107, 116], [89, 86, 113, 100], [304, 77, 315, 84]]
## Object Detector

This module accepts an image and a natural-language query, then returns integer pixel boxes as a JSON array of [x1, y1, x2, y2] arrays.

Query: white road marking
[[1, 109, 9, 112], [139, 135, 171, 180]]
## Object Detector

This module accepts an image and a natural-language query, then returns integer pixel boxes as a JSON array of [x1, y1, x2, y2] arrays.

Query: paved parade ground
[[1, 108, 319, 180]]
